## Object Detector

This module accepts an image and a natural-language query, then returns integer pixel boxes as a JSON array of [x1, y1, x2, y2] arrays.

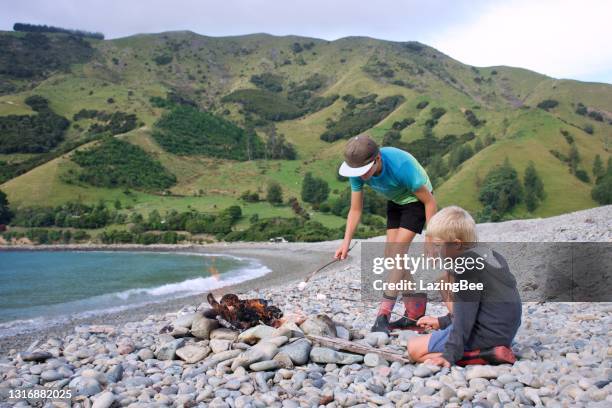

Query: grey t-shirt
[[440, 245, 522, 364]]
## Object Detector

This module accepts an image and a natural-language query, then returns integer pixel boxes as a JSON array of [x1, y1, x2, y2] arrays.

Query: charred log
[[206, 293, 283, 330]]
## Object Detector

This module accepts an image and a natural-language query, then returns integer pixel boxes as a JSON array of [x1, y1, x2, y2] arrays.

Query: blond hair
[[426, 206, 477, 243]]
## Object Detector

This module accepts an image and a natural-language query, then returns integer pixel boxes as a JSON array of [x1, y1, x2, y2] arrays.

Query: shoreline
[[1, 207, 611, 405], [0, 241, 339, 354]]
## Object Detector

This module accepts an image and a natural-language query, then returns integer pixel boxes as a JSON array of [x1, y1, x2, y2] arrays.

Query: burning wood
[[205, 293, 283, 330]]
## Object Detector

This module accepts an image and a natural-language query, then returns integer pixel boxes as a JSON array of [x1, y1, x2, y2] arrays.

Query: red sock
[[402, 293, 427, 320], [377, 295, 396, 317]]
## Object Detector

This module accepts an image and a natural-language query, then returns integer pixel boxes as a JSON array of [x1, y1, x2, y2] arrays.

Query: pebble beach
[[0, 205, 611, 407]]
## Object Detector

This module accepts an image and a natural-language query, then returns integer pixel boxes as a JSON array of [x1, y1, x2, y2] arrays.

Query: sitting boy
[[406, 206, 522, 367]]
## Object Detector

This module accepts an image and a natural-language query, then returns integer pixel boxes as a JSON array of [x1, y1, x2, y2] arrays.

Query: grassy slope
[[1, 31, 610, 227]]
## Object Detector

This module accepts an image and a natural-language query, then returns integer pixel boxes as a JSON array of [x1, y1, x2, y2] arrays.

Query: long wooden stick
[[305, 334, 412, 364], [303, 241, 359, 283]]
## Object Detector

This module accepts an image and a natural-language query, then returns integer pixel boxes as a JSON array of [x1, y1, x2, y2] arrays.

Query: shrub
[[575, 169, 590, 183], [267, 182, 283, 205], [593, 155, 605, 180], [320, 95, 405, 142], [575, 102, 587, 116], [537, 99, 559, 110], [71, 137, 176, 190], [11, 201, 120, 229], [568, 144, 580, 174], [430, 107, 447, 120], [524, 162, 545, 212], [592, 171, 612, 205], [250, 73, 284, 92], [223, 84, 337, 122], [0, 32, 94, 81], [224, 217, 340, 242], [153, 54, 172, 65], [464, 109, 485, 127], [73, 110, 138, 136], [478, 159, 523, 218], [153, 105, 265, 159], [0, 190, 13, 224], [560, 129, 574, 145], [13, 23, 104, 39], [240, 190, 260, 202], [588, 111, 604, 122], [448, 144, 474, 170], [386, 132, 474, 166], [426, 155, 448, 187], [416, 101, 429, 110], [264, 127, 297, 160], [0, 95, 69, 153], [301, 173, 329, 204], [330, 186, 386, 218], [222, 89, 302, 121], [24, 95, 49, 111], [392, 118, 415, 130], [73, 230, 91, 241], [382, 130, 402, 146]]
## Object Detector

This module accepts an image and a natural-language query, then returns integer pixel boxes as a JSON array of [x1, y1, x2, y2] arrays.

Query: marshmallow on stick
[[298, 242, 357, 291]]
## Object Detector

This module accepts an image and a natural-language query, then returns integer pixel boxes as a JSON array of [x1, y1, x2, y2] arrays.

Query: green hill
[[0, 30, 610, 239]]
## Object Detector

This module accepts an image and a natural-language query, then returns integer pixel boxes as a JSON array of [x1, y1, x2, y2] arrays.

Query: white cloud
[[426, 0, 612, 83]]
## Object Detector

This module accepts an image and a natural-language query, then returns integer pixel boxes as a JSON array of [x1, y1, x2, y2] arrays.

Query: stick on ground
[[305, 334, 412, 364]]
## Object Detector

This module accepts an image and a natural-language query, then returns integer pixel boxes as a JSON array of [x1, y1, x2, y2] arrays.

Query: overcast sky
[[2, 0, 611, 84]]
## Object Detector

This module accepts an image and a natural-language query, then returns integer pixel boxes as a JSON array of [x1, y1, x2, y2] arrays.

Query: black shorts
[[386, 200, 426, 233]]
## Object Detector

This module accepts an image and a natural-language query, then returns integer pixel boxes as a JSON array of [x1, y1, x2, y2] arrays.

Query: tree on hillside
[[0, 190, 13, 225], [524, 161, 545, 212], [568, 144, 580, 174], [537, 99, 559, 111], [448, 144, 474, 170], [301, 172, 330, 205], [426, 155, 448, 188], [264, 125, 297, 160], [13, 22, 104, 39], [592, 155, 605, 180], [575, 102, 587, 116], [223, 205, 242, 223], [267, 182, 283, 205], [591, 173, 612, 205], [478, 158, 523, 220], [591, 158, 612, 205]]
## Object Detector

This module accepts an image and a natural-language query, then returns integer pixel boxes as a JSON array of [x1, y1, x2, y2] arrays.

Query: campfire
[[204, 293, 284, 330]]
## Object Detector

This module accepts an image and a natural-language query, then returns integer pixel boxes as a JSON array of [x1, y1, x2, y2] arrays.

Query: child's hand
[[425, 356, 450, 368], [416, 316, 440, 330]]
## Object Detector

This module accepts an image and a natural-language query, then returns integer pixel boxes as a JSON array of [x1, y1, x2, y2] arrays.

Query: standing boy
[[335, 134, 437, 333]]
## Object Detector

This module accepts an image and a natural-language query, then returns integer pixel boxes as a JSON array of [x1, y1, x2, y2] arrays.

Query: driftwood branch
[[306, 334, 412, 364]]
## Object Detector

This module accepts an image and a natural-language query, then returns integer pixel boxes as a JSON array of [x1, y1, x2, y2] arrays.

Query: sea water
[[0, 250, 270, 336]]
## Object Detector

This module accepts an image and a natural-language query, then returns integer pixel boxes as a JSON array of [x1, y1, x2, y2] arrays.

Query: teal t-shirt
[[349, 146, 432, 204]]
